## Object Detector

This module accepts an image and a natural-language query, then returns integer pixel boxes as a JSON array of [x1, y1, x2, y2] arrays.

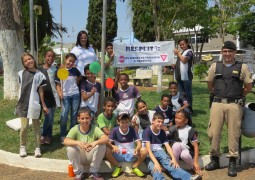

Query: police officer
[[205, 41, 253, 177]]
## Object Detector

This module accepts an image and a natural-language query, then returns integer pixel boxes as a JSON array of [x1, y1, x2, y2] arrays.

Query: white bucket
[[241, 103, 255, 137]]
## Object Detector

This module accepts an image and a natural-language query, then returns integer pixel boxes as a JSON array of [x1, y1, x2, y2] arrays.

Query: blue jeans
[[42, 106, 56, 137], [146, 150, 191, 180], [60, 93, 80, 137], [177, 80, 192, 107]]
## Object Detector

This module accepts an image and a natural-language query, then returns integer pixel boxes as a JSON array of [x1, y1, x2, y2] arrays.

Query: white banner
[[113, 41, 175, 67]]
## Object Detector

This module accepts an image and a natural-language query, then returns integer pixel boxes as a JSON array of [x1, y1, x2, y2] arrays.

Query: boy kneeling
[[63, 107, 108, 180], [105, 111, 147, 178]]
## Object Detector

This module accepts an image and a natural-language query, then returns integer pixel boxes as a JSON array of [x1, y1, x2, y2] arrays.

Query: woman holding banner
[[172, 38, 193, 112]]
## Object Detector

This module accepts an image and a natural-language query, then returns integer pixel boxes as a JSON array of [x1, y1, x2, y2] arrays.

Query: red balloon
[[105, 78, 115, 89]]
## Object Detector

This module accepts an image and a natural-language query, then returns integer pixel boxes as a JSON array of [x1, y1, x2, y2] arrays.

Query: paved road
[[1, 163, 255, 180]]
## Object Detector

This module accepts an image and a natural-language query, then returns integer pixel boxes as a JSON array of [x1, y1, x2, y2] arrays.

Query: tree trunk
[[0, 0, 24, 99]]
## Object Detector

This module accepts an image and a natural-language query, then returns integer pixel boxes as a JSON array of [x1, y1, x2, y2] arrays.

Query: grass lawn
[[0, 75, 255, 160]]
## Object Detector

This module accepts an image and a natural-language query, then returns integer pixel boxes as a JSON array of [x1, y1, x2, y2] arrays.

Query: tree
[[22, 0, 67, 52], [0, 0, 24, 99], [228, 12, 255, 47], [212, 0, 255, 44], [86, 0, 117, 50]]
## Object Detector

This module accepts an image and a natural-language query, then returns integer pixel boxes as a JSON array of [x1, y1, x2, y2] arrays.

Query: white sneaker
[[34, 148, 41, 158], [20, 146, 27, 157]]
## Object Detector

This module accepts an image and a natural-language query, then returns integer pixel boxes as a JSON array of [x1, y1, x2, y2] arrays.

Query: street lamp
[[34, 5, 42, 63]]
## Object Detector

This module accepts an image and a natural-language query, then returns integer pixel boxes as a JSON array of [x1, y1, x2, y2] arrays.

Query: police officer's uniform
[[205, 41, 253, 177]]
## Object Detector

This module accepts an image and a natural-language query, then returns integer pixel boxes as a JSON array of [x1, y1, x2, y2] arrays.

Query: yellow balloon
[[57, 68, 69, 80]]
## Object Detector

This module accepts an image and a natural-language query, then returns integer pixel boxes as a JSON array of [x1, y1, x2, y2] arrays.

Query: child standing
[[132, 100, 155, 138], [63, 107, 108, 180], [80, 64, 101, 117], [105, 111, 147, 178], [115, 73, 141, 116], [142, 112, 201, 180], [55, 53, 82, 142], [16, 53, 48, 157], [97, 97, 117, 135], [167, 109, 203, 176], [154, 94, 174, 131], [38, 50, 60, 145]]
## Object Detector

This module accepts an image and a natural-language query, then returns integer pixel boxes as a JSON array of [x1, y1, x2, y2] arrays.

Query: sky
[[49, 0, 132, 44]]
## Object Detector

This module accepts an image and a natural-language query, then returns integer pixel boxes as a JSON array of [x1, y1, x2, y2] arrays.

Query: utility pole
[[100, 0, 107, 112], [29, 0, 35, 58], [60, 0, 63, 64]]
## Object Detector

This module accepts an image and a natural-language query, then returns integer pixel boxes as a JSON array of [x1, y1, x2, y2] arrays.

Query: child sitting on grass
[[167, 109, 203, 176], [105, 111, 147, 178], [142, 112, 201, 180], [97, 97, 117, 135], [63, 107, 108, 180], [154, 94, 174, 132], [132, 99, 155, 138], [169, 81, 192, 125]]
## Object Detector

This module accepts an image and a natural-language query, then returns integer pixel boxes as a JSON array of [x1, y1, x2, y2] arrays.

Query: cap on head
[[222, 41, 237, 50], [117, 111, 130, 120]]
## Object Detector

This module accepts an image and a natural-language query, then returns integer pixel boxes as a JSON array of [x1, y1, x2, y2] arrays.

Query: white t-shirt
[[71, 45, 97, 76], [180, 49, 193, 81]]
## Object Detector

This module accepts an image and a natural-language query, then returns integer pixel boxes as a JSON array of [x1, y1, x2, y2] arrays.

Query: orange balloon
[[105, 78, 115, 89]]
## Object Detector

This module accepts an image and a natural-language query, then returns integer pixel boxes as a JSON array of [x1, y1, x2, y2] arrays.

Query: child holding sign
[[55, 53, 82, 142]]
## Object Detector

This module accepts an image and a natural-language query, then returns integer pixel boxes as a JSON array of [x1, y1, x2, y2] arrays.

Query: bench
[[131, 68, 153, 87]]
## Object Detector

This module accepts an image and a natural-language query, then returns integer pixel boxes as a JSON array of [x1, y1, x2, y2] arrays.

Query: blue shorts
[[113, 153, 137, 162]]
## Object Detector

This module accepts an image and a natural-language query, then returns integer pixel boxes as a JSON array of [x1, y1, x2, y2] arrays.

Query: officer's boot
[[205, 156, 220, 171], [228, 157, 237, 177]]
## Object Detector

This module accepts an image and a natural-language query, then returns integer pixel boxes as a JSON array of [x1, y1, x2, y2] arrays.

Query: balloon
[[105, 78, 115, 89], [57, 68, 69, 80], [89, 62, 101, 74]]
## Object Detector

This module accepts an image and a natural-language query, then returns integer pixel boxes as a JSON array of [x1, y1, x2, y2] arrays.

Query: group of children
[[16, 50, 202, 180]]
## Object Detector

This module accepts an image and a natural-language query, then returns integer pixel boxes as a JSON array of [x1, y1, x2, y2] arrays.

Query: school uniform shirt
[[171, 92, 188, 112], [97, 112, 117, 131], [16, 69, 46, 119], [66, 124, 104, 143], [115, 85, 141, 116], [142, 126, 168, 151], [154, 105, 173, 124], [71, 45, 97, 76], [38, 65, 60, 108], [109, 126, 140, 150], [132, 110, 155, 138], [80, 80, 101, 113], [55, 67, 81, 97]]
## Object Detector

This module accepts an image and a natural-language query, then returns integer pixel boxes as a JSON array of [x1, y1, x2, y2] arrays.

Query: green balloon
[[89, 62, 101, 74]]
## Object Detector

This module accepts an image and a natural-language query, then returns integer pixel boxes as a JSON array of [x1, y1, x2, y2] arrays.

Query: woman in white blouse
[[71, 30, 97, 76]]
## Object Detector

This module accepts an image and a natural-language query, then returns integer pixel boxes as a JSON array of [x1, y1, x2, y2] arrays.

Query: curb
[[1, 149, 255, 173]]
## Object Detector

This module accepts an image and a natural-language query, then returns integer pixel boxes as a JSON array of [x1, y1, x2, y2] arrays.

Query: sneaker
[[111, 167, 122, 178], [34, 148, 41, 158], [45, 136, 51, 145], [40, 136, 46, 145], [132, 167, 145, 177], [190, 174, 202, 180], [19, 146, 27, 157], [89, 172, 104, 180]]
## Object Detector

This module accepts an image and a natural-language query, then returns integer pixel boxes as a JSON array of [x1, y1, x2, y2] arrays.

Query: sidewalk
[[1, 148, 255, 173]]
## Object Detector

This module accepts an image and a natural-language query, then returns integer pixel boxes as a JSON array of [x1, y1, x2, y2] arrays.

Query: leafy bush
[[193, 63, 209, 81]]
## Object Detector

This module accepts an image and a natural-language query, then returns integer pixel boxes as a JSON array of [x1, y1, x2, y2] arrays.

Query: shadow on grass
[[40, 134, 65, 154]]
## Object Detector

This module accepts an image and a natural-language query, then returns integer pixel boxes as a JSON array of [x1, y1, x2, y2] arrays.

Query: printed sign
[[113, 41, 175, 67]]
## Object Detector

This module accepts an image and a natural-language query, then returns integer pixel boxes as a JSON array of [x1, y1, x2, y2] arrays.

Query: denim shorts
[[113, 153, 137, 162]]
